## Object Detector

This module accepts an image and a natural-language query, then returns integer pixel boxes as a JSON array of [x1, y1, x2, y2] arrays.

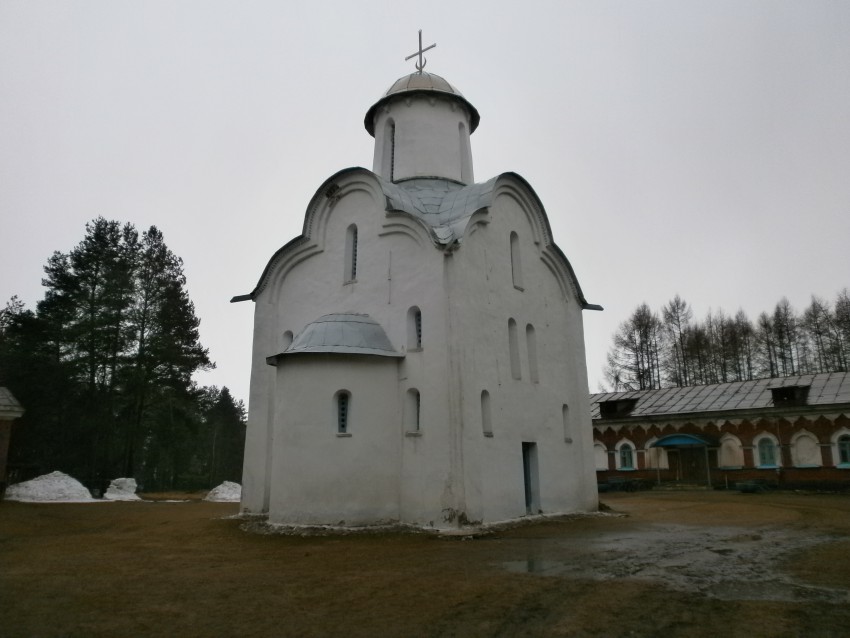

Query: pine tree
[[0, 218, 217, 491]]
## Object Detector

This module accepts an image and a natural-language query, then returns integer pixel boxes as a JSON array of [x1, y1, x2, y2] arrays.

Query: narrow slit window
[[344, 224, 358, 283], [481, 390, 493, 436], [510, 232, 523, 290], [526, 324, 539, 383], [458, 122, 472, 184], [407, 306, 422, 350], [508, 318, 521, 380], [337, 391, 351, 434], [390, 122, 396, 182], [384, 120, 396, 182]]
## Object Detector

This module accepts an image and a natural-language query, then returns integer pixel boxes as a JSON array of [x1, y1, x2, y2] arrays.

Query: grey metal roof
[[364, 71, 480, 135], [0, 387, 24, 418], [590, 371, 850, 420], [283, 313, 403, 358], [380, 176, 497, 246]]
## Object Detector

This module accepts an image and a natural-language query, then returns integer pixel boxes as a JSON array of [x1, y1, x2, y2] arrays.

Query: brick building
[[591, 372, 850, 489]]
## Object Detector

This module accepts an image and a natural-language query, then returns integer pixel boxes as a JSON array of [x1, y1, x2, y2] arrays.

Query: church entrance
[[522, 442, 539, 514], [651, 434, 716, 487], [677, 447, 707, 483]]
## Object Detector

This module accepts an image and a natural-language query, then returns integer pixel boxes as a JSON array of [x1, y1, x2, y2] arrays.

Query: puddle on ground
[[500, 525, 849, 604]]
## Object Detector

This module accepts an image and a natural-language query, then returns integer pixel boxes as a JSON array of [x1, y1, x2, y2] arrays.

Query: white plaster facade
[[235, 70, 600, 528]]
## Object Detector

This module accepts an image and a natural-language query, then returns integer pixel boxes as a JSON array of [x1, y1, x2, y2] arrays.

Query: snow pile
[[4, 471, 96, 503], [104, 477, 141, 501], [205, 481, 241, 502]]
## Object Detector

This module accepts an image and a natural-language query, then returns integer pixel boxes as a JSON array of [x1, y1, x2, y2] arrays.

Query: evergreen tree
[[0, 218, 222, 492]]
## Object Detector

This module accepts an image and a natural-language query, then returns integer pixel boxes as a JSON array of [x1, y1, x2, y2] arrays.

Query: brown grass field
[[2, 490, 849, 637]]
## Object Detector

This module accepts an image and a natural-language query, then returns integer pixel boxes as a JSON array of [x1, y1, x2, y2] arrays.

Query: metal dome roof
[[283, 313, 403, 358], [364, 71, 480, 136]]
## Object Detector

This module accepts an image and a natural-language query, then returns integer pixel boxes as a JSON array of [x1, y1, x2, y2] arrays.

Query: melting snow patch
[[206, 481, 241, 502], [104, 477, 141, 501], [4, 471, 96, 503]]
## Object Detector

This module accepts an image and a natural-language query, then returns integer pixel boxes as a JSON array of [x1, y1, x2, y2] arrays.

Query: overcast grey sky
[[2, 1, 849, 403]]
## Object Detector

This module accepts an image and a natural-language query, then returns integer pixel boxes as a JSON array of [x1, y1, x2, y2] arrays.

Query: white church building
[[233, 48, 601, 529]]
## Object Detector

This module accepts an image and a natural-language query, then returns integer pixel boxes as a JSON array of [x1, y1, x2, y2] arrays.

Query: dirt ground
[[2, 491, 849, 637]]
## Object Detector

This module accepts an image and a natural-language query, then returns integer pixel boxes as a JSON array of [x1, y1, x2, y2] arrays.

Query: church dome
[[364, 71, 480, 136], [284, 313, 403, 357]]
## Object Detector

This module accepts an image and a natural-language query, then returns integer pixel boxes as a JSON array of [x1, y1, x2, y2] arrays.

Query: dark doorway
[[680, 447, 707, 483], [522, 442, 539, 514]]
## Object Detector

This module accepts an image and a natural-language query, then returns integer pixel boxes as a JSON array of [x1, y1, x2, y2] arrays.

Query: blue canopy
[[651, 434, 710, 448]]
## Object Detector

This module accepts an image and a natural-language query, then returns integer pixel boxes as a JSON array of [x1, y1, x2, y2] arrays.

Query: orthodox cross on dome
[[405, 29, 436, 72]]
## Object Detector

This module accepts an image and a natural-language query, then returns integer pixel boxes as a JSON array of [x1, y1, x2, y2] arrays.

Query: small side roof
[[652, 434, 716, 447], [280, 313, 403, 358], [0, 387, 25, 419]]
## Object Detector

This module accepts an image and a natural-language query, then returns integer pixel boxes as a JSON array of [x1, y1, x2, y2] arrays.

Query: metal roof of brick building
[[590, 371, 850, 420]]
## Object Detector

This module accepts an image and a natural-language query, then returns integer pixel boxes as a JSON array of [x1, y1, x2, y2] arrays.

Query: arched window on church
[[407, 306, 422, 350], [336, 390, 351, 435], [510, 232, 523, 290], [508, 318, 521, 380], [481, 390, 493, 437], [405, 388, 421, 433], [526, 324, 539, 383], [344, 224, 358, 283]]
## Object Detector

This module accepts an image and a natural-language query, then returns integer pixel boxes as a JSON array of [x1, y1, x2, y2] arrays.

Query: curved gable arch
[[492, 173, 598, 309], [492, 185, 547, 247], [232, 168, 600, 311], [465, 208, 491, 238], [380, 213, 433, 248], [236, 167, 385, 303]]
